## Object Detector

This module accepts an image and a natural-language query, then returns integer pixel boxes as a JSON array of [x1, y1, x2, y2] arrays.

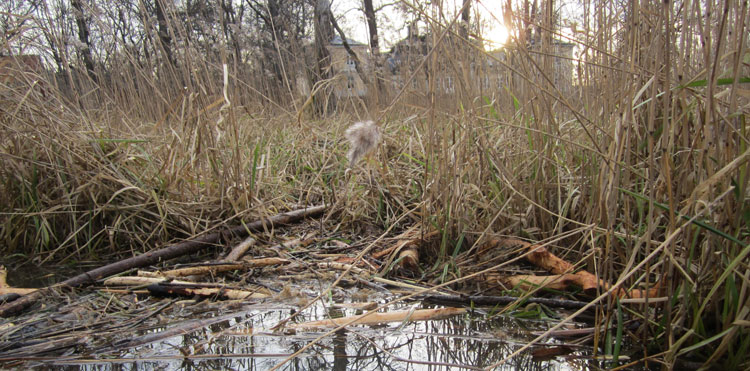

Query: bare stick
[[224, 236, 257, 261]]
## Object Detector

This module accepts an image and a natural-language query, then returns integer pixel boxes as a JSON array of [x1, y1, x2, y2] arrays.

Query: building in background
[[328, 35, 370, 98]]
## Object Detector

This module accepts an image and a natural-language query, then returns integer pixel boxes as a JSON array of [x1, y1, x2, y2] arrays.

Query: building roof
[[330, 35, 367, 47]]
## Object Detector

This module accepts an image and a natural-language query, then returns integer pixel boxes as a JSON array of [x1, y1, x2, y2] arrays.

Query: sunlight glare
[[484, 22, 510, 49]]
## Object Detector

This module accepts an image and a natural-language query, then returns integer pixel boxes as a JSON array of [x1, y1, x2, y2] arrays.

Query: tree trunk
[[363, 0, 383, 104], [70, 0, 97, 82], [460, 0, 471, 39], [220, 0, 243, 64], [313, 0, 335, 115], [154, 0, 174, 66]]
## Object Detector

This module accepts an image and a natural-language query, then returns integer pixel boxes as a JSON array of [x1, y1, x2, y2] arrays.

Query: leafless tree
[[313, 0, 334, 114], [70, 0, 97, 81], [153, 0, 174, 66], [363, 0, 383, 101]]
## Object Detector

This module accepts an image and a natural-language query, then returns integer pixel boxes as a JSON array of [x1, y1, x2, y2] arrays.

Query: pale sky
[[332, 0, 510, 51]]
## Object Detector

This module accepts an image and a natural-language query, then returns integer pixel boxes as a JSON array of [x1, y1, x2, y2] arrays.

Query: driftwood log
[[0, 205, 326, 317]]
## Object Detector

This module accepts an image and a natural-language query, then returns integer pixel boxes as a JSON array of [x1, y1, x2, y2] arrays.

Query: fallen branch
[[0, 334, 91, 357], [147, 282, 270, 300], [103, 277, 272, 299], [158, 258, 289, 278], [287, 307, 466, 330], [0, 205, 326, 317], [103, 276, 195, 286], [0, 293, 21, 304]]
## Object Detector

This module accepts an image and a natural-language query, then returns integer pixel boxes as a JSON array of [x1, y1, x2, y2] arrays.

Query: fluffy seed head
[[344, 120, 380, 167]]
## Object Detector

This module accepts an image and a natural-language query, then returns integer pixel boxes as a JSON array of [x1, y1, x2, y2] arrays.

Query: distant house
[[385, 25, 431, 91], [328, 35, 370, 98], [383, 28, 576, 95], [386, 27, 429, 75], [295, 36, 371, 98]]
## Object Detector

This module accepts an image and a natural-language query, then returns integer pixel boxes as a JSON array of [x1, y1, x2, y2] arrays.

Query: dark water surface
[[19, 300, 617, 371], [0, 262, 636, 370]]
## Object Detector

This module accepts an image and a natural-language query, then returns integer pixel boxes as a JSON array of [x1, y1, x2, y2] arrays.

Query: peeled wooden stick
[[161, 263, 244, 278], [0, 266, 7, 288], [0, 288, 37, 296], [479, 237, 663, 299], [147, 283, 270, 300], [372, 226, 437, 259], [224, 236, 256, 261], [373, 226, 436, 273], [288, 307, 466, 330], [0, 266, 37, 295], [504, 274, 582, 292], [398, 248, 419, 270], [159, 258, 290, 278], [242, 257, 291, 267]]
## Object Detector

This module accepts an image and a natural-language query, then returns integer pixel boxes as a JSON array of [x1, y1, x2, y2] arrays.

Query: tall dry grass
[[0, 0, 748, 368]]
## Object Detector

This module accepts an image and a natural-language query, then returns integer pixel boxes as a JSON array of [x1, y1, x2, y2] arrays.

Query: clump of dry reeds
[[0, 0, 748, 369]]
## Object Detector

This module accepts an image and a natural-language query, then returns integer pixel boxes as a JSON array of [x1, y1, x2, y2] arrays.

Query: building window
[[445, 76, 454, 93]]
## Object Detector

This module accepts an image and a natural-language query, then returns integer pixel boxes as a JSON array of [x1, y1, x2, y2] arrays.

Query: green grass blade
[[678, 76, 750, 89], [619, 188, 746, 247], [677, 327, 734, 356], [613, 299, 624, 363]]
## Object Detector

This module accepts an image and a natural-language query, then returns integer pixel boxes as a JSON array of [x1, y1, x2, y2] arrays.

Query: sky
[[331, 0, 511, 52]]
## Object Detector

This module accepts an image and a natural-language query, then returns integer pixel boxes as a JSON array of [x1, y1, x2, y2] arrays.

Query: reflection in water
[[38, 300, 607, 370], [332, 330, 348, 371]]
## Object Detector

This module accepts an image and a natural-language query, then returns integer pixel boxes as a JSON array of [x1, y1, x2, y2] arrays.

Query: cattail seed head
[[345, 120, 380, 167]]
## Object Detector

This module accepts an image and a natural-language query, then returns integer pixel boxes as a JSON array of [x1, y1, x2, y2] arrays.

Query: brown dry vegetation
[[1, 0, 748, 369]]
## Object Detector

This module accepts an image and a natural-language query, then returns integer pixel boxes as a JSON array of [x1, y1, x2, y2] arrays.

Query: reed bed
[[1, 0, 748, 368]]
